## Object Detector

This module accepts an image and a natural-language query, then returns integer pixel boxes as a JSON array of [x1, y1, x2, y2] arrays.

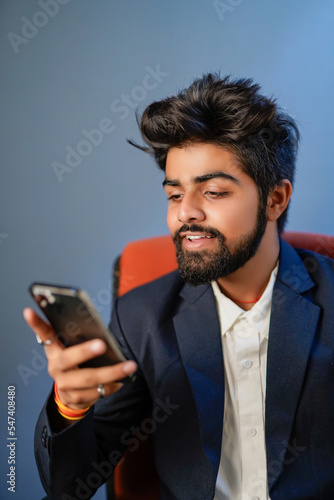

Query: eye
[[167, 194, 183, 201], [205, 191, 229, 198]]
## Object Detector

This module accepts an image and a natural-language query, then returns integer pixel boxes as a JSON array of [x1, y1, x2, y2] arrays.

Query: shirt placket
[[234, 316, 267, 500]]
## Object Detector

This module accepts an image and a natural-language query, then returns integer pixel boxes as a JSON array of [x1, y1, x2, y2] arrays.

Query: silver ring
[[36, 334, 57, 346], [97, 384, 105, 398]]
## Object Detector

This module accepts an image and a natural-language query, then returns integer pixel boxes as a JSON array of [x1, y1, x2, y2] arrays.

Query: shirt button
[[243, 359, 252, 369], [248, 428, 257, 437]]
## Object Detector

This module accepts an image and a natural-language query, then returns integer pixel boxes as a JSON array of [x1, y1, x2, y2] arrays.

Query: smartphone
[[29, 282, 134, 378]]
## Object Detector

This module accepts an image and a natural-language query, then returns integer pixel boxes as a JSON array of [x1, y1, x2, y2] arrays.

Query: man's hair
[[130, 73, 300, 233]]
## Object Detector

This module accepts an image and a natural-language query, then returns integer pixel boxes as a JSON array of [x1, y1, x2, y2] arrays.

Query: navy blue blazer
[[35, 239, 334, 499]]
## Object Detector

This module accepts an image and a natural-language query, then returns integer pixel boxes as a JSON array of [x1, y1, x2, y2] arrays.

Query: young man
[[25, 74, 334, 499]]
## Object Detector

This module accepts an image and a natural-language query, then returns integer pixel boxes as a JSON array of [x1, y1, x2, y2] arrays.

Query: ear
[[266, 179, 293, 222]]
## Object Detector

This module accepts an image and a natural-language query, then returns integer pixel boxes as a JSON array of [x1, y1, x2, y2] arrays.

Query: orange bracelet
[[56, 408, 87, 421], [54, 382, 91, 420]]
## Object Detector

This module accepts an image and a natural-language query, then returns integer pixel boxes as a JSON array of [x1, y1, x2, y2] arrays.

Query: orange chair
[[108, 231, 334, 500]]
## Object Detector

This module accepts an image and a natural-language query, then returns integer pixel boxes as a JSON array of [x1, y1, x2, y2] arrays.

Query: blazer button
[[41, 426, 48, 448]]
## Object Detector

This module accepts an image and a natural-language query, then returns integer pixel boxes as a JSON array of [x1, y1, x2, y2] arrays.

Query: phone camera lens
[[39, 293, 55, 307], [48, 294, 56, 304]]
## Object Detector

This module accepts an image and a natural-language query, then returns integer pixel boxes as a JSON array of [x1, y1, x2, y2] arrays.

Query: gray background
[[1, 0, 333, 498]]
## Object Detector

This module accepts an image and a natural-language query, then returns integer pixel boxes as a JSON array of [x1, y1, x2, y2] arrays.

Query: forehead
[[164, 143, 248, 184]]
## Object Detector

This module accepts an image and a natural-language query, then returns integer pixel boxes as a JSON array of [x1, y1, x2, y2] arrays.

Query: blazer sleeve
[[34, 297, 152, 499]]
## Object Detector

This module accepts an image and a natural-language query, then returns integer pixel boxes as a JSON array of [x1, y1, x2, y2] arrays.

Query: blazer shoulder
[[280, 242, 334, 310], [115, 269, 185, 320], [295, 247, 334, 279], [118, 269, 184, 302], [297, 248, 334, 302], [279, 237, 334, 283]]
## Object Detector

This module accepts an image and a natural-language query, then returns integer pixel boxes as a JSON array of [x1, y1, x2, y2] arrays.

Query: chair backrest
[[116, 231, 334, 296], [110, 231, 334, 499]]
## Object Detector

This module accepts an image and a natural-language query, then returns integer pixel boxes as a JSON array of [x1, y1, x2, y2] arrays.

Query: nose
[[177, 193, 205, 223]]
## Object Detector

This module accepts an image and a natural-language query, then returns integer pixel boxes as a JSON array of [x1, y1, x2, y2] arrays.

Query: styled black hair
[[130, 73, 300, 233]]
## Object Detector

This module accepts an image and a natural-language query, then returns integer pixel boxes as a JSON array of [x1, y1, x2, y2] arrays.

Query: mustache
[[173, 224, 224, 240]]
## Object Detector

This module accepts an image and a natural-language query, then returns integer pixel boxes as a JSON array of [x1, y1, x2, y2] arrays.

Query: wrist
[[53, 382, 91, 421]]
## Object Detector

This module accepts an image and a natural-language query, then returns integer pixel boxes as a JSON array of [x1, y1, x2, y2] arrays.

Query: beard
[[173, 207, 268, 287]]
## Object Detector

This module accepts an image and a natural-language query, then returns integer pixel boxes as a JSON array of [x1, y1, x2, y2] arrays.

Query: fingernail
[[123, 361, 137, 374], [90, 340, 105, 352]]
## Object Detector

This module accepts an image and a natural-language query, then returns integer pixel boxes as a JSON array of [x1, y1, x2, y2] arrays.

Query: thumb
[[23, 308, 64, 352]]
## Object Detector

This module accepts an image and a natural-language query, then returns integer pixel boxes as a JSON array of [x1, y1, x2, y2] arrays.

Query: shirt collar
[[211, 261, 279, 337]]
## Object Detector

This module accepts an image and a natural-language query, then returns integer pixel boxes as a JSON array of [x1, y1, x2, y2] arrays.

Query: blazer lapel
[[173, 283, 225, 477], [170, 240, 321, 491], [266, 239, 321, 490]]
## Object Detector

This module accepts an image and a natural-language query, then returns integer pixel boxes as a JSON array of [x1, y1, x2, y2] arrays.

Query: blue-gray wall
[[1, 1, 333, 498]]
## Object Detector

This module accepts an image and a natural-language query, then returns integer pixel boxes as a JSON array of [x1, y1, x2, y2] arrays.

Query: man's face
[[163, 143, 268, 286]]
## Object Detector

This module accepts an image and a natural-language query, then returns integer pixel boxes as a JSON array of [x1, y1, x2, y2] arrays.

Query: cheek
[[166, 207, 177, 233], [235, 203, 258, 228], [211, 198, 259, 235]]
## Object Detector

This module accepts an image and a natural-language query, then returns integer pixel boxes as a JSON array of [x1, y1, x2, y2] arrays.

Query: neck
[[217, 223, 280, 311]]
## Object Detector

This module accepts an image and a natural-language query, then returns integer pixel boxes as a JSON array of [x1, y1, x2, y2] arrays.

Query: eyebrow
[[162, 171, 240, 187]]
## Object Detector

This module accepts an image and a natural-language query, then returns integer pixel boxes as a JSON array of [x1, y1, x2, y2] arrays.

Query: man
[[25, 74, 334, 499]]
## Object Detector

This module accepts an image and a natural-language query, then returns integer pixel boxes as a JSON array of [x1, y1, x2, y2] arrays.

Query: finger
[[23, 308, 63, 351], [56, 382, 125, 409], [56, 361, 137, 408], [57, 360, 138, 391], [50, 339, 108, 373]]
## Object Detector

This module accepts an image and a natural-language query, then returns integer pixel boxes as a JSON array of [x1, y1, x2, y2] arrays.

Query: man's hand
[[23, 308, 137, 410]]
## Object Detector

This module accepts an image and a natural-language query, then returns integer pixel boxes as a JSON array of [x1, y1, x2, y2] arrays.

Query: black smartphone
[[29, 282, 134, 378]]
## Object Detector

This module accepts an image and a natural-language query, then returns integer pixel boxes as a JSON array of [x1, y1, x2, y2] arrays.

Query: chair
[[108, 231, 334, 499]]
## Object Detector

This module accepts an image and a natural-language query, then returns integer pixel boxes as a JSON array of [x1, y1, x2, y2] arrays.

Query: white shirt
[[212, 263, 278, 500]]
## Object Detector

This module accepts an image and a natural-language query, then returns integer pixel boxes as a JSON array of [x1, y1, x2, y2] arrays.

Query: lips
[[180, 231, 216, 241], [174, 225, 220, 251], [184, 234, 215, 241], [177, 231, 217, 251]]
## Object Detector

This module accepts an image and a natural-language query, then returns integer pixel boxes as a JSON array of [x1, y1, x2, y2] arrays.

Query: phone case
[[29, 282, 134, 378]]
